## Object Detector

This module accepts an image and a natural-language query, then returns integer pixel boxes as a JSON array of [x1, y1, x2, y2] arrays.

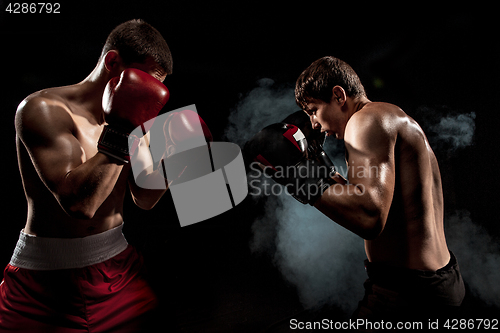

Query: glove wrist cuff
[[97, 125, 140, 163]]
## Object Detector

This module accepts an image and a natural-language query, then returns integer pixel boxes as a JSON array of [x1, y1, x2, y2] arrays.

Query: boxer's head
[[100, 19, 173, 80], [295, 56, 366, 108], [295, 56, 366, 139]]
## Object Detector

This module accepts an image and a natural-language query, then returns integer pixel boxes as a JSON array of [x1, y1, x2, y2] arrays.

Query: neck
[[348, 95, 371, 118], [75, 60, 112, 124]]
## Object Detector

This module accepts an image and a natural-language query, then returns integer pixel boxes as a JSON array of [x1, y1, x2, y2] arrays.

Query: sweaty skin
[[15, 53, 167, 238], [306, 88, 450, 271]]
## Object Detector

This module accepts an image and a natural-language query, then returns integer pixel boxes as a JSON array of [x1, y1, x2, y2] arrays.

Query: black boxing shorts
[[353, 251, 465, 320], [0, 224, 158, 332]]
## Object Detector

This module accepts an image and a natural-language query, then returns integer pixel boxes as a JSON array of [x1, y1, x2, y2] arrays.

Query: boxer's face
[[104, 50, 167, 83], [126, 57, 167, 83], [304, 94, 346, 139]]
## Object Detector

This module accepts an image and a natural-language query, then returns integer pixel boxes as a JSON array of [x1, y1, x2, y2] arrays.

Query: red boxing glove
[[161, 110, 213, 183], [164, 110, 213, 156], [98, 68, 170, 163]]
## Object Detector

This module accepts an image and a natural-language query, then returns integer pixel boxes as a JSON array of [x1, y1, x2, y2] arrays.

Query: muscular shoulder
[[348, 102, 405, 130], [15, 89, 75, 145], [344, 102, 402, 151]]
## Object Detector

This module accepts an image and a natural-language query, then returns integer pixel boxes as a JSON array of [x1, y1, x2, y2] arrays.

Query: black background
[[1, 2, 499, 331]]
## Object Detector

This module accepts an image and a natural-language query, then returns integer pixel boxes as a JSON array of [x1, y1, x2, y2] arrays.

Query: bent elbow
[[66, 205, 95, 220], [60, 198, 96, 220], [361, 222, 383, 240], [133, 197, 159, 211], [360, 211, 385, 240]]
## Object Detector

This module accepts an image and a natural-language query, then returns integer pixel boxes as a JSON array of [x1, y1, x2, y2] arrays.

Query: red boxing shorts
[[0, 224, 158, 332]]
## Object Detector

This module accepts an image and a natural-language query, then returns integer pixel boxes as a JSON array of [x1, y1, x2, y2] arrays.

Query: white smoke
[[224, 78, 296, 147], [271, 194, 366, 311], [416, 106, 476, 152], [226, 79, 365, 313], [247, 170, 366, 312], [431, 112, 476, 149]]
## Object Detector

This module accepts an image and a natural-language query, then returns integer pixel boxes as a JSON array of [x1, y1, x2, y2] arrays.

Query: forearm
[[57, 153, 124, 219], [129, 167, 168, 210], [127, 136, 170, 209], [313, 183, 383, 239]]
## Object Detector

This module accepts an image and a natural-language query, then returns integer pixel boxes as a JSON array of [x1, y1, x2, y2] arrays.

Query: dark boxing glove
[[99, 68, 170, 163], [244, 122, 337, 205], [282, 111, 347, 185]]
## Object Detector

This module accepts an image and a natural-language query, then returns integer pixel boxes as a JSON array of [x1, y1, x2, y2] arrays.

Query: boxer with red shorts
[[1, 20, 174, 331]]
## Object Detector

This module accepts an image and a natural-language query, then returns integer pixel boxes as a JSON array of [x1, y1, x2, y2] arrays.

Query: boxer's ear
[[104, 50, 121, 73], [332, 85, 346, 106]]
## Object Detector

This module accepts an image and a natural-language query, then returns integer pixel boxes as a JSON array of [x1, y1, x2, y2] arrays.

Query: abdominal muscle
[[19, 143, 128, 239]]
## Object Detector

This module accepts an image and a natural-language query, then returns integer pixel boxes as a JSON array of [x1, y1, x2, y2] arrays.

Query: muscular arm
[[16, 96, 124, 219], [314, 109, 397, 239]]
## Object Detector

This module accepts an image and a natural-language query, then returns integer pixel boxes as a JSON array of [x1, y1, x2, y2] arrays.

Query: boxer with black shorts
[[1, 20, 174, 332], [245, 56, 466, 321], [294, 56, 465, 320]]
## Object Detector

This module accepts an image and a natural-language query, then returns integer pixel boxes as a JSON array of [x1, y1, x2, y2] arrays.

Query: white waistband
[[9, 224, 129, 270]]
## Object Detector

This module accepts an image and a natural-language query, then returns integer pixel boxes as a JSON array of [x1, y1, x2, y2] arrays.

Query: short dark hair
[[295, 56, 366, 110], [101, 19, 173, 75]]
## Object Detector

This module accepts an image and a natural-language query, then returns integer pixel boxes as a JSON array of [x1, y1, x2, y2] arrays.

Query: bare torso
[[17, 85, 128, 238], [349, 103, 449, 270]]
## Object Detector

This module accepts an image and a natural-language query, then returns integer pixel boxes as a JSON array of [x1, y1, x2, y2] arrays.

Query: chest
[[70, 112, 130, 196], [71, 113, 104, 160]]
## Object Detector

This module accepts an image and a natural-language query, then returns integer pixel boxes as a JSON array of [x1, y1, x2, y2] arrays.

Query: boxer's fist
[[283, 111, 347, 185], [282, 110, 326, 160], [102, 68, 169, 133], [164, 110, 213, 157], [161, 110, 213, 183], [244, 122, 307, 177], [245, 122, 336, 205], [98, 68, 169, 163]]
